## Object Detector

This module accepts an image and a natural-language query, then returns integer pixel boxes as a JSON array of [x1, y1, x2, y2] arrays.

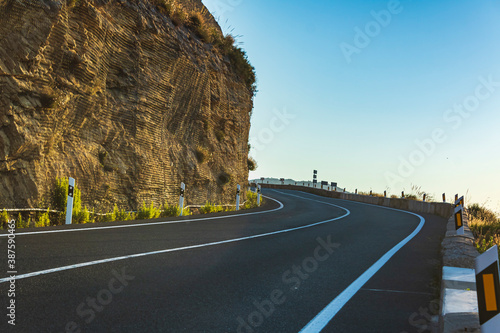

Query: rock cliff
[[0, 0, 254, 210]]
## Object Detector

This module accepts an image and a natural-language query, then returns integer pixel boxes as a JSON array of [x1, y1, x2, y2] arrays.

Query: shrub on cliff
[[247, 157, 257, 171]]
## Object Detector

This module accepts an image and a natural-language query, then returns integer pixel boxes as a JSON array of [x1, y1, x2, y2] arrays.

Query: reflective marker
[[484, 274, 498, 312], [65, 177, 75, 225], [179, 182, 185, 216], [475, 245, 500, 331], [454, 205, 464, 235]]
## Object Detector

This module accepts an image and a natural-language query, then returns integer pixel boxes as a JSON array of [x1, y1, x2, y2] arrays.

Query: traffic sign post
[[257, 185, 261, 206], [179, 182, 185, 216], [454, 205, 464, 235], [236, 184, 241, 211], [65, 177, 75, 225], [475, 245, 500, 332]]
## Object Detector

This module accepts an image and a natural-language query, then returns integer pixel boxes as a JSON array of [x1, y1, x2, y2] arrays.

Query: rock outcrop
[[0, 0, 253, 210]]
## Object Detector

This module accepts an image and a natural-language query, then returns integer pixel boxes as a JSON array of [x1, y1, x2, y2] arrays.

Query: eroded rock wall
[[0, 0, 252, 210]]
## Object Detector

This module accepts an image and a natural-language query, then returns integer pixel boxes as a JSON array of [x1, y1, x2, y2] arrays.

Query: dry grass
[[468, 204, 500, 255]]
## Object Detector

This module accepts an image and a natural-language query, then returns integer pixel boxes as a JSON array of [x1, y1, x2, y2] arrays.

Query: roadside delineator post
[[384, 190, 387, 197], [455, 194, 459, 202], [369, 190, 372, 196], [236, 184, 240, 211], [402, 191, 405, 198], [423, 194, 426, 202], [343, 188, 346, 193], [355, 189, 358, 195], [443, 193, 446, 202], [475, 245, 500, 332], [257, 185, 261, 206], [454, 205, 464, 235], [179, 182, 185, 216], [456, 195, 464, 208], [65, 177, 75, 225]]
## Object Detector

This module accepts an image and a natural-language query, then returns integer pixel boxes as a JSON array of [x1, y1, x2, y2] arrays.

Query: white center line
[[286, 190, 426, 333], [0, 195, 350, 283]]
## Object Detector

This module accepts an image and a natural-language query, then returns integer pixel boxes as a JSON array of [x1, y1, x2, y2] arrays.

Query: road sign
[[475, 245, 500, 332], [455, 195, 464, 208], [236, 184, 240, 211], [257, 185, 261, 206], [179, 182, 185, 216], [65, 177, 75, 225], [454, 205, 464, 235]]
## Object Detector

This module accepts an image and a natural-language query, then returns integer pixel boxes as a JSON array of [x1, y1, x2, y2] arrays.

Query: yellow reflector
[[483, 274, 498, 311], [456, 212, 462, 227]]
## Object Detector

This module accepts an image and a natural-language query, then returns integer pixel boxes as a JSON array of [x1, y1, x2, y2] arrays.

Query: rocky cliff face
[[0, 0, 253, 210]]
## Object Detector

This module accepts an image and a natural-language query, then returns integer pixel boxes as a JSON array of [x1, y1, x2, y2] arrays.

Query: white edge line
[[0, 195, 283, 237], [278, 190, 426, 333], [0, 195, 350, 283]]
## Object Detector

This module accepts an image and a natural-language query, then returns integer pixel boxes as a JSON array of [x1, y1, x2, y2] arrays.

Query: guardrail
[[260, 184, 454, 218]]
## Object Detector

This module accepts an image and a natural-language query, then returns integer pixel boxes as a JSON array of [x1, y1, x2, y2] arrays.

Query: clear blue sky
[[202, 0, 500, 212]]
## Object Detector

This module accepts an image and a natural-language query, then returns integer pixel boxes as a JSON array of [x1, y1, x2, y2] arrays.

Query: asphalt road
[[0, 189, 447, 332]]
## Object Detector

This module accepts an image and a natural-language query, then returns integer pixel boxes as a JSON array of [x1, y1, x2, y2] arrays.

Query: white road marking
[[278, 190, 427, 333], [0, 195, 350, 283], [0, 195, 283, 237]]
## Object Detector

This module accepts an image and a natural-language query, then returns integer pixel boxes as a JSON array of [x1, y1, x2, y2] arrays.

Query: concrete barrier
[[261, 184, 453, 218]]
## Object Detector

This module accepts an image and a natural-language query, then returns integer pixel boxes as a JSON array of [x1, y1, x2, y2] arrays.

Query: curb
[[439, 212, 480, 333]]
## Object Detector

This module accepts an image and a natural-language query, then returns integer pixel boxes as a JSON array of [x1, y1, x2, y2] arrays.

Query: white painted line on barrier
[[0, 195, 283, 237], [0, 195, 350, 283], [269, 189, 425, 333]]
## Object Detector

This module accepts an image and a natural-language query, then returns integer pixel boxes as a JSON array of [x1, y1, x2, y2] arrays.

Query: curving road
[[0, 189, 447, 332]]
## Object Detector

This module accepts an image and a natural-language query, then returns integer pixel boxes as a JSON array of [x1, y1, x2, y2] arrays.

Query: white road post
[[236, 184, 240, 211], [474, 245, 500, 331], [257, 185, 261, 206], [179, 182, 185, 216], [65, 177, 75, 225]]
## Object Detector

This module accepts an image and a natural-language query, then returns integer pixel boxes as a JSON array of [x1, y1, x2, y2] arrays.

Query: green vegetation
[[0, 209, 9, 229], [2, 178, 261, 230], [244, 190, 261, 209], [35, 209, 51, 228], [199, 202, 226, 214], [247, 157, 257, 171], [468, 203, 500, 257], [16, 213, 29, 229], [137, 202, 162, 220], [152, 0, 257, 96]]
